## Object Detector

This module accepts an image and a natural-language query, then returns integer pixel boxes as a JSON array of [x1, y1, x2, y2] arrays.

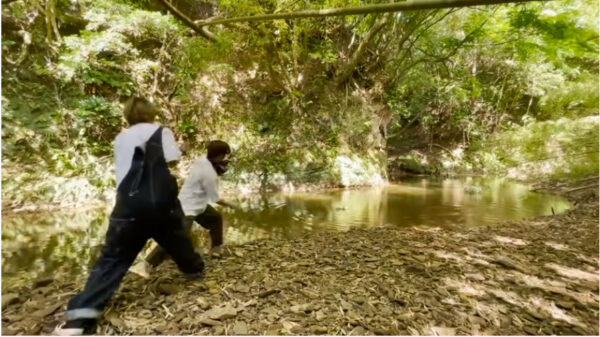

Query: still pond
[[1, 177, 571, 290]]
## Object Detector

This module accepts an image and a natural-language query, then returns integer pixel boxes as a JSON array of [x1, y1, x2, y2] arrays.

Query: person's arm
[[205, 175, 240, 211], [216, 199, 239, 210]]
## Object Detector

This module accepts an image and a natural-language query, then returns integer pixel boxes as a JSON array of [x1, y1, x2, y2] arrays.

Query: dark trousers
[[147, 205, 223, 267], [65, 203, 204, 321]]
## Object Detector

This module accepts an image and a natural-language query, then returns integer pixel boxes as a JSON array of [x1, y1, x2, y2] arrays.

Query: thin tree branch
[[563, 183, 599, 193], [335, 13, 392, 86], [462, 36, 527, 46], [48, 0, 62, 43], [376, 9, 456, 77], [157, 0, 217, 41], [390, 6, 497, 85]]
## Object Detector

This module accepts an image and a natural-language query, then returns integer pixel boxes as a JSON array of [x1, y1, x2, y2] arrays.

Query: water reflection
[[1, 177, 571, 290]]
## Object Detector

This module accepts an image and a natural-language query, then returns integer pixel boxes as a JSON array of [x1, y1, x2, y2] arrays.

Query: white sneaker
[[52, 322, 84, 336], [210, 245, 225, 257], [129, 260, 152, 279]]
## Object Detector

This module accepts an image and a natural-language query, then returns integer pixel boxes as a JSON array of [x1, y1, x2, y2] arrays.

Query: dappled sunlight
[[443, 278, 486, 297], [412, 226, 442, 232], [494, 235, 528, 246], [497, 270, 598, 306], [529, 296, 584, 328], [545, 263, 599, 282], [434, 251, 465, 263], [479, 285, 585, 328], [507, 271, 569, 289], [548, 302, 584, 326], [544, 241, 570, 251], [422, 325, 457, 336], [574, 253, 599, 265], [430, 248, 492, 268], [459, 247, 493, 266]]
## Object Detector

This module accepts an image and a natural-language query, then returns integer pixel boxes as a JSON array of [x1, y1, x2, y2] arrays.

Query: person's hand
[[224, 202, 241, 211], [217, 200, 239, 211]]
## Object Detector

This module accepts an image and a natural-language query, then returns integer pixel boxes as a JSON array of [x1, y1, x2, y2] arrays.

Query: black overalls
[[65, 127, 204, 322]]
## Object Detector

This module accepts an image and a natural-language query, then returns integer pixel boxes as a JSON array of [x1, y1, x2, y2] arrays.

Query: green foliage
[[386, 0, 598, 164], [75, 96, 123, 155], [464, 116, 599, 181], [1, 0, 598, 209], [509, 2, 598, 59], [538, 73, 599, 120]]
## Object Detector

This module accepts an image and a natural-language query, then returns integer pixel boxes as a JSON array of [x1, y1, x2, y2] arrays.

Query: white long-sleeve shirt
[[178, 157, 220, 216]]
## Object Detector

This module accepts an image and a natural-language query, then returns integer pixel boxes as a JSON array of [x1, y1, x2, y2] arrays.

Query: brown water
[[1, 177, 571, 290]]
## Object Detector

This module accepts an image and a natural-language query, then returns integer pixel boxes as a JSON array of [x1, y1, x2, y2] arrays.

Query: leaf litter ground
[[2, 186, 598, 335]]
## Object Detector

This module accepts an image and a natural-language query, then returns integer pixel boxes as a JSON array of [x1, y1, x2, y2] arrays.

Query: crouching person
[[54, 97, 204, 335], [143, 140, 237, 269]]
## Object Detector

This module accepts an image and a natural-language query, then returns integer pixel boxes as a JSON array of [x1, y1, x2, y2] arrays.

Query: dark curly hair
[[207, 140, 231, 159]]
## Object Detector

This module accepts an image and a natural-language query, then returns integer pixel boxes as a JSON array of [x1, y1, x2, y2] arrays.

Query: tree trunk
[[335, 13, 392, 86], [44, 0, 61, 42]]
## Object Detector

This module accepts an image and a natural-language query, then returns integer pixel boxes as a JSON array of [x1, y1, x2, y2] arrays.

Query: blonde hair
[[122, 96, 156, 125]]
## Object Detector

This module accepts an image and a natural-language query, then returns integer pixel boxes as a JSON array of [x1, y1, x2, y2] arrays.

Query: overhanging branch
[[157, 0, 217, 41], [196, 0, 547, 27]]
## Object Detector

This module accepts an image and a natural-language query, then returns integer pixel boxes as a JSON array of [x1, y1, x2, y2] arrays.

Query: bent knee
[[204, 211, 223, 225]]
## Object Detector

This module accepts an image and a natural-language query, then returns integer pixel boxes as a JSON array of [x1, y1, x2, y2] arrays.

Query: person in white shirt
[[144, 140, 237, 268], [54, 97, 204, 336]]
